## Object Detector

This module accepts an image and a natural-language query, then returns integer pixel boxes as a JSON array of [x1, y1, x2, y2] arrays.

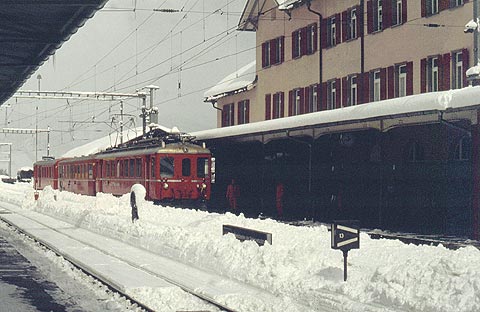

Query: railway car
[[58, 155, 97, 196], [95, 141, 211, 203], [17, 167, 33, 182], [33, 129, 212, 205], [33, 157, 60, 190]]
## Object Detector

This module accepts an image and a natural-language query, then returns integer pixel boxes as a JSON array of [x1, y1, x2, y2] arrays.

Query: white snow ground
[[0, 180, 479, 312]]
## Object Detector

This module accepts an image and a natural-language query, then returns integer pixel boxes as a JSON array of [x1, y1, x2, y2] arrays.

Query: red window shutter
[[321, 19, 328, 49], [245, 100, 250, 123], [335, 13, 341, 45], [288, 90, 294, 116], [367, 0, 373, 34], [342, 77, 348, 107], [335, 78, 341, 108], [442, 53, 451, 91], [301, 27, 308, 56], [383, 0, 392, 29], [406, 61, 414, 95], [402, 0, 408, 24], [321, 82, 328, 110], [380, 68, 387, 100], [299, 87, 305, 114], [387, 66, 395, 99], [342, 11, 348, 42], [421, 0, 426, 17], [439, 0, 449, 11], [362, 72, 370, 104], [291, 31, 297, 58], [316, 84, 322, 111], [312, 23, 318, 53], [280, 36, 285, 63], [237, 102, 241, 124], [265, 94, 271, 120], [262, 42, 266, 68], [304, 87, 312, 113], [222, 107, 227, 127], [280, 92, 285, 117], [270, 39, 276, 65], [421, 58, 427, 93], [272, 93, 278, 118], [463, 48, 470, 87]]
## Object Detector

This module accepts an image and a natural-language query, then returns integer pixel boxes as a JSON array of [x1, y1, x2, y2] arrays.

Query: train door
[[96, 161, 103, 193], [146, 156, 156, 200]]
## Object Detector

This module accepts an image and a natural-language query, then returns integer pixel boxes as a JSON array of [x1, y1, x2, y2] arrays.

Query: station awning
[[0, 0, 109, 106]]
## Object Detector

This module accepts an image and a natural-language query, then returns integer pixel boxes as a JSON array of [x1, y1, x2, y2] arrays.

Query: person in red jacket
[[226, 179, 240, 212], [276, 181, 284, 219]]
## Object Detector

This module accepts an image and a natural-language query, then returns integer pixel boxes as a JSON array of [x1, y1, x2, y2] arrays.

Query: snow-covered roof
[[204, 61, 256, 102], [278, 0, 304, 10], [194, 86, 480, 141]]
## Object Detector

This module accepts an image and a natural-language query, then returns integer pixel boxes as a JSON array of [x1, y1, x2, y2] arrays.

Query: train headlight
[[201, 183, 207, 190], [163, 183, 169, 190]]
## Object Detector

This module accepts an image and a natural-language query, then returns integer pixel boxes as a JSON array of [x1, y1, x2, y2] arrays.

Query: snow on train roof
[[193, 86, 480, 141], [62, 125, 172, 158]]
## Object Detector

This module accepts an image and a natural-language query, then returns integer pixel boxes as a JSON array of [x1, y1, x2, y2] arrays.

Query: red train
[[34, 130, 212, 204]]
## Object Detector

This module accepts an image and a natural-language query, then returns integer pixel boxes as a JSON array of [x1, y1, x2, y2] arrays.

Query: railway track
[[0, 208, 232, 312]]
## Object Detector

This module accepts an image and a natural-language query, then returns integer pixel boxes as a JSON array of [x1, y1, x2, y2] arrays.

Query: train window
[[136, 159, 142, 177], [116, 161, 120, 177], [106, 162, 110, 177], [130, 159, 135, 177], [182, 158, 191, 177], [89, 164, 93, 179], [197, 158, 208, 178], [124, 159, 129, 177], [151, 157, 156, 178], [160, 157, 174, 178]]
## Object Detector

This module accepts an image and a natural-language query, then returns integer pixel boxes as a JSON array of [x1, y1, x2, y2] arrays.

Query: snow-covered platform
[[0, 202, 317, 312]]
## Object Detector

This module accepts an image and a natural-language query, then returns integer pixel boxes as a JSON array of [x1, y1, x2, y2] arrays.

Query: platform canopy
[[0, 0, 109, 106]]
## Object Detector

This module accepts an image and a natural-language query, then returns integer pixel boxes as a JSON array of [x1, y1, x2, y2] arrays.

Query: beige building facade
[[208, 0, 473, 127]]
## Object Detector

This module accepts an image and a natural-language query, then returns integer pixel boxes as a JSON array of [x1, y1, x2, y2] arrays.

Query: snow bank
[[2, 181, 480, 312]]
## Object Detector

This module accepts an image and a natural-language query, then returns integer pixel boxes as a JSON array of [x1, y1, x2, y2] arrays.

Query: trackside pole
[[343, 250, 348, 282], [331, 220, 360, 282]]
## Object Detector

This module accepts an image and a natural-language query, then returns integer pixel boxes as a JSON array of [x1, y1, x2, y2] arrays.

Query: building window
[[426, 0, 439, 16], [222, 103, 234, 127], [375, 0, 383, 32], [453, 51, 463, 89], [272, 92, 284, 119], [393, 0, 402, 26], [262, 41, 271, 68], [396, 64, 407, 97], [327, 80, 336, 109], [328, 16, 336, 47], [454, 137, 471, 160], [372, 70, 381, 101], [306, 24, 317, 54], [292, 29, 302, 58], [305, 84, 318, 113], [349, 75, 358, 106], [453, 0, 464, 6], [293, 88, 302, 115], [427, 57, 439, 92], [238, 100, 249, 125], [349, 9, 357, 39]]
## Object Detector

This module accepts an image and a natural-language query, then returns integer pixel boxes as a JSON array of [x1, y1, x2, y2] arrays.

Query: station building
[[201, 0, 480, 239]]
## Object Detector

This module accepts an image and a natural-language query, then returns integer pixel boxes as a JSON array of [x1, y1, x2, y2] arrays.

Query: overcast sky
[[1, 0, 255, 171]]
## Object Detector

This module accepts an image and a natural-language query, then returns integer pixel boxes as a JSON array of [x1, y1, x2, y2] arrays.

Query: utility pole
[[36, 74, 41, 162], [120, 100, 124, 144], [475, 0, 478, 64]]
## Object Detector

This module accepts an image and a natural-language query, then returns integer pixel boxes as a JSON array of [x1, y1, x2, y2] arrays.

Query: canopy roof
[[0, 0, 109, 106]]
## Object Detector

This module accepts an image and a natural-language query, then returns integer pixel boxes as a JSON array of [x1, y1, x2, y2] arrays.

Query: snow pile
[[204, 61, 256, 101], [2, 182, 480, 311]]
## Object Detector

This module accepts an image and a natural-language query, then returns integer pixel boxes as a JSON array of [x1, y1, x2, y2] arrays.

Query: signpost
[[331, 220, 360, 281]]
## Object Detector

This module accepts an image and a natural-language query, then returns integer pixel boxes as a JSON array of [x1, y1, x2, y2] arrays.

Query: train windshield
[[197, 157, 209, 178], [182, 159, 191, 177], [160, 157, 174, 178]]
